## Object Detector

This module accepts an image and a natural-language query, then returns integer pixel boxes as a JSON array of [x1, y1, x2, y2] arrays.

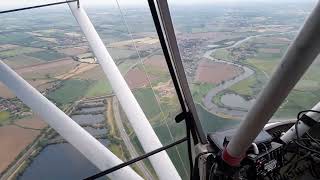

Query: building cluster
[[0, 98, 29, 117], [178, 38, 207, 77]]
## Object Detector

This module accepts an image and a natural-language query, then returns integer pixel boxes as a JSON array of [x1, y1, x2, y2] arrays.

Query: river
[[202, 46, 254, 119], [202, 31, 297, 119], [201, 32, 295, 119]]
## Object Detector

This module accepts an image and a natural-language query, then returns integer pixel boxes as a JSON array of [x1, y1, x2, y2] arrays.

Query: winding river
[[201, 32, 295, 119], [202, 40, 255, 119]]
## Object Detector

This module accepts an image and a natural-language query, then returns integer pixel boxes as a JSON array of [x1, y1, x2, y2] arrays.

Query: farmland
[[206, 33, 320, 119], [0, 111, 10, 125], [47, 79, 91, 105], [0, 125, 41, 173], [0, 47, 42, 59], [195, 60, 243, 84], [26, 50, 66, 61], [134, 87, 161, 120], [125, 67, 157, 89], [0, 1, 318, 179]]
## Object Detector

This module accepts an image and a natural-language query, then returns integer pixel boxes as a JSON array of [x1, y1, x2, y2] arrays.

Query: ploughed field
[[195, 60, 243, 84], [0, 116, 47, 173]]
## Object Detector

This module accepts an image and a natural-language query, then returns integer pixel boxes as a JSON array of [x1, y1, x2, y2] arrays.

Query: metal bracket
[[175, 111, 193, 123]]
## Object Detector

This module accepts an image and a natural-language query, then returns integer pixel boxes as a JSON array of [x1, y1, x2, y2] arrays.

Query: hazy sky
[[2, 0, 317, 8], [1, 0, 316, 7]]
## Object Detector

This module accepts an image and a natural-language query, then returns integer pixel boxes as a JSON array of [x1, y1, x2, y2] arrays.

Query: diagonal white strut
[[0, 60, 142, 180], [223, 1, 320, 166], [68, 2, 181, 180]]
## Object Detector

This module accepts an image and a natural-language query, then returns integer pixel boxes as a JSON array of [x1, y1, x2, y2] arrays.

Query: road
[[112, 97, 154, 180]]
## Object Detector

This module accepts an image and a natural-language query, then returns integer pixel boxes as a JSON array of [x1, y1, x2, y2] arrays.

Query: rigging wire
[[113, 0, 190, 178]]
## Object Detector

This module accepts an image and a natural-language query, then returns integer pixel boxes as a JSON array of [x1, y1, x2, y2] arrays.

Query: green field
[[84, 61, 138, 97], [240, 36, 320, 118], [47, 79, 91, 105], [142, 63, 170, 86], [302, 65, 320, 82], [212, 90, 228, 107], [191, 82, 215, 103], [134, 87, 161, 119], [3, 55, 44, 68], [0, 47, 41, 58], [26, 50, 66, 61], [130, 115, 190, 180], [85, 80, 112, 97], [0, 32, 33, 45], [196, 103, 239, 132], [294, 79, 319, 91], [229, 76, 256, 97], [212, 48, 233, 61], [275, 90, 320, 118], [0, 111, 10, 125], [154, 123, 190, 180]]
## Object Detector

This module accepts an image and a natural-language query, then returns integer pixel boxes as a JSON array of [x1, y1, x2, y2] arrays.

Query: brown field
[[28, 79, 56, 92], [16, 58, 76, 74], [259, 48, 281, 54], [177, 32, 238, 42], [144, 55, 167, 69], [0, 60, 97, 98], [16, 58, 80, 79], [109, 37, 159, 48], [15, 115, 47, 130], [195, 60, 243, 84], [125, 68, 156, 89], [58, 46, 89, 56], [0, 44, 19, 51], [0, 79, 57, 99], [256, 37, 291, 45], [0, 125, 40, 172], [3, 55, 44, 69], [75, 66, 107, 81], [0, 83, 15, 98], [55, 63, 98, 80]]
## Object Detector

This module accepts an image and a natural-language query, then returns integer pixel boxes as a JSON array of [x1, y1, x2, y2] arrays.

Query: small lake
[[71, 114, 104, 124], [50, 127, 107, 141], [19, 107, 109, 180], [19, 104, 239, 180], [19, 140, 109, 180], [78, 106, 105, 113], [220, 93, 255, 110]]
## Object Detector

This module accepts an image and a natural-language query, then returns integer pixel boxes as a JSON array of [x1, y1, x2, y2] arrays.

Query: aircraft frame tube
[[0, 60, 142, 180], [224, 1, 320, 166], [68, 3, 181, 180], [281, 101, 320, 143]]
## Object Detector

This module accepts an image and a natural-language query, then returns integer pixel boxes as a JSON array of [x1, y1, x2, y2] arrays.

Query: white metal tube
[[281, 102, 320, 143], [0, 60, 142, 180], [224, 1, 320, 165], [68, 3, 181, 180]]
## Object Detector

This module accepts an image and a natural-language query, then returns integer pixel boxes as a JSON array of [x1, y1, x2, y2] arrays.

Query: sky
[[2, 0, 317, 8], [1, 0, 316, 7]]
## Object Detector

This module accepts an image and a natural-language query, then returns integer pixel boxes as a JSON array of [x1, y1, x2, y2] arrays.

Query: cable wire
[[113, 0, 189, 178]]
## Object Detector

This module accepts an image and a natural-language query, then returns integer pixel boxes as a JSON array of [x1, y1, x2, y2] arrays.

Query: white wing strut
[[0, 60, 142, 180], [68, 2, 181, 180], [281, 101, 320, 143]]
